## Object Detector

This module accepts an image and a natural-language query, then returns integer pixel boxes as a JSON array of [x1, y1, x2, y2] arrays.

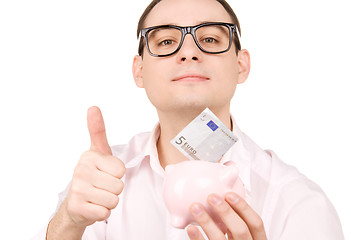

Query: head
[[137, 0, 242, 57], [132, 0, 250, 115]]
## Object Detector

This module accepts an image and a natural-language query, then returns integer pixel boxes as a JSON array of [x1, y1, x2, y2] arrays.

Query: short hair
[[137, 0, 242, 56]]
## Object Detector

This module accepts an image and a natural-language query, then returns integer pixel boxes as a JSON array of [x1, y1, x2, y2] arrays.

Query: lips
[[172, 74, 210, 82]]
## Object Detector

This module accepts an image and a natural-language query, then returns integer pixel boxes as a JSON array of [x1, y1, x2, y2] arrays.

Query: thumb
[[87, 106, 112, 155]]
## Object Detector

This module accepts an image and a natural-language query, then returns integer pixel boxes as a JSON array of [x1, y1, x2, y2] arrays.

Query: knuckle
[[115, 180, 124, 194], [80, 150, 101, 165], [74, 164, 85, 175], [217, 202, 230, 213], [109, 195, 119, 209], [196, 212, 211, 225], [96, 208, 111, 221], [236, 231, 248, 239], [120, 163, 126, 176], [70, 177, 85, 194], [235, 226, 251, 239], [114, 159, 126, 178], [79, 150, 92, 162], [251, 218, 264, 231], [236, 198, 248, 210], [70, 182, 80, 195], [73, 164, 91, 181]]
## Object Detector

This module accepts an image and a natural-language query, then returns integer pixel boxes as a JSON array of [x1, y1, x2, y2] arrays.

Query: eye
[[202, 37, 217, 44], [160, 39, 174, 46]]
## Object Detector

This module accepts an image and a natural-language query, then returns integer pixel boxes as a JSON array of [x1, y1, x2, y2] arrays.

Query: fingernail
[[227, 193, 239, 204], [191, 204, 203, 216], [209, 194, 222, 206], [187, 225, 198, 238]]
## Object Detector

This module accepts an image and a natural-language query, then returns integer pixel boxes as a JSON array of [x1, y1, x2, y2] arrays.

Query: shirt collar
[[126, 117, 252, 191], [144, 123, 165, 177], [219, 117, 252, 192]]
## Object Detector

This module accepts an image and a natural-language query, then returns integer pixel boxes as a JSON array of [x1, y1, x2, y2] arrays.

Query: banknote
[[171, 108, 238, 162]]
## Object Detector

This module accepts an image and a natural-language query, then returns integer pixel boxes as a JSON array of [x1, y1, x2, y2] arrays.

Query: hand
[[63, 106, 126, 227], [187, 192, 267, 240]]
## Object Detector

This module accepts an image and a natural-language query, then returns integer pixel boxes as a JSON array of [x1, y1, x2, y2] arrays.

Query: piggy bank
[[162, 160, 245, 229]]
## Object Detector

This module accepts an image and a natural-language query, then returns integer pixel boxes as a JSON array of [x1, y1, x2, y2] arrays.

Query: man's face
[[133, 0, 250, 113]]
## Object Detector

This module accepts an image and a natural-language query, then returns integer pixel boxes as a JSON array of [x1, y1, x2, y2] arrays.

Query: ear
[[237, 49, 250, 84], [132, 55, 144, 88]]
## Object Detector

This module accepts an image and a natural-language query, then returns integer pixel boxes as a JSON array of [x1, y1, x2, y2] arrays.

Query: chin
[[176, 96, 210, 108], [153, 98, 206, 112], [151, 93, 229, 113]]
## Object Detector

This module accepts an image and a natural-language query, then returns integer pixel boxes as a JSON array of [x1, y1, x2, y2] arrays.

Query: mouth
[[172, 74, 210, 82]]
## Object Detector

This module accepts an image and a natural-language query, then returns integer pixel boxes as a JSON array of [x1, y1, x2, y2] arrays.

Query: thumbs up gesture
[[60, 107, 126, 229]]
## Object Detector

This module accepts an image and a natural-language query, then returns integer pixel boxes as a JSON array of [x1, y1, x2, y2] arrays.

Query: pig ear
[[171, 215, 188, 229], [221, 162, 239, 185], [224, 161, 239, 175]]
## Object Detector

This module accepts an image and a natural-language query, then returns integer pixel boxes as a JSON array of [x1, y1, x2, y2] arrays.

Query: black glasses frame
[[140, 22, 239, 57]]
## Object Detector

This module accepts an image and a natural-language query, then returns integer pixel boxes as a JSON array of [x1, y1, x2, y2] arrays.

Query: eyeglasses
[[140, 22, 240, 57]]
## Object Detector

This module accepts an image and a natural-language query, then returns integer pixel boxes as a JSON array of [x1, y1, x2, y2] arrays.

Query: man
[[33, 0, 344, 239]]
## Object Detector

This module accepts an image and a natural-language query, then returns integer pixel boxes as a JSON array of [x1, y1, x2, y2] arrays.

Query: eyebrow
[[151, 21, 226, 28], [146, 21, 233, 37]]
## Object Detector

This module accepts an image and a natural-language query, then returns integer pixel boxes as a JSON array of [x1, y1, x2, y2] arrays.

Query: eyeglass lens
[[147, 24, 231, 56]]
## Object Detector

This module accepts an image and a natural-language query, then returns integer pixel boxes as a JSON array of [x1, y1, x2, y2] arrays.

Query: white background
[[0, 0, 350, 239]]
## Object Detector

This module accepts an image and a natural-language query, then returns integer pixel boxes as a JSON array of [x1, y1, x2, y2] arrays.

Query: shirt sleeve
[[30, 184, 69, 240], [30, 225, 49, 240], [280, 193, 344, 240], [275, 178, 345, 240]]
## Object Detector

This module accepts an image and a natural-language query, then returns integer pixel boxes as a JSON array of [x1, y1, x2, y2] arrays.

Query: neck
[[156, 105, 232, 169]]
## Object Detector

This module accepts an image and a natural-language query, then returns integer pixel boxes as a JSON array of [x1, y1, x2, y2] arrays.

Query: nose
[[176, 34, 203, 63]]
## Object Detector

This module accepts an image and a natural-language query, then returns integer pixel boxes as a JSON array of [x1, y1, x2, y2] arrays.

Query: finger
[[190, 203, 226, 240], [95, 154, 126, 179], [226, 192, 267, 240], [81, 202, 112, 222], [87, 106, 112, 155], [187, 225, 205, 240], [208, 194, 252, 240], [92, 169, 124, 195], [86, 186, 120, 210]]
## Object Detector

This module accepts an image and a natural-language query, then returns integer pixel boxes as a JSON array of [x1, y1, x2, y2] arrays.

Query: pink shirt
[[33, 121, 344, 240]]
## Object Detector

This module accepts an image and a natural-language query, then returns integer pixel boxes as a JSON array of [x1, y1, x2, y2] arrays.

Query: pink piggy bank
[[162, 160, 245, 229]]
